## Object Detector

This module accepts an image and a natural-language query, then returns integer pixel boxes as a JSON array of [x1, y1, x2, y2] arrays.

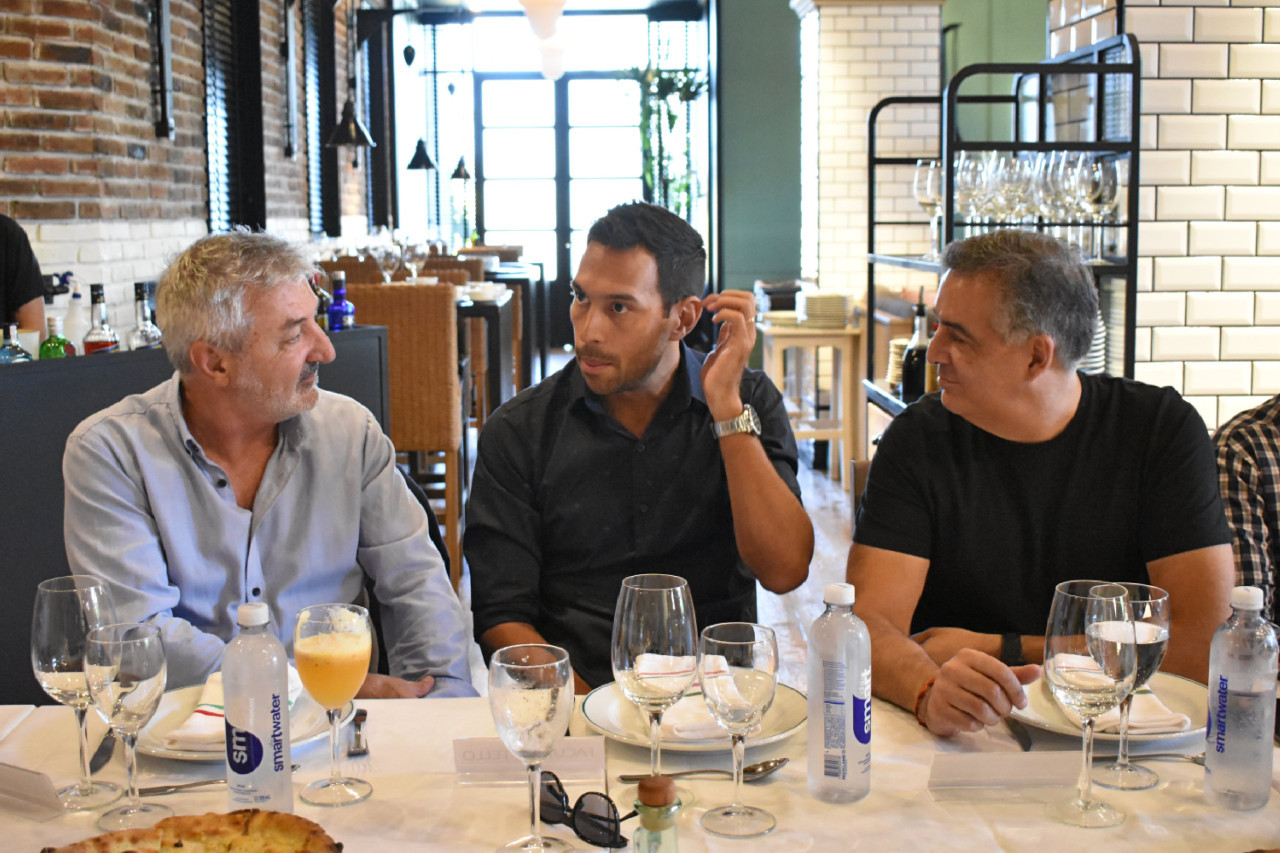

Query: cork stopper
[[636, 775, 676, 808]]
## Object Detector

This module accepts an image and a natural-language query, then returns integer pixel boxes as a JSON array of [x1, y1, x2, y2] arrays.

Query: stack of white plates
[[1079, 311, 1107, 374], [886, 338, 909, 387], [797, 291, 851, 328], [761, 310, 799, 326]]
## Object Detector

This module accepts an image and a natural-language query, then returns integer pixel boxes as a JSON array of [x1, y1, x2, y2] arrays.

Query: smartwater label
[[853, 694, 872, 745], [226, 722, 264, 775]]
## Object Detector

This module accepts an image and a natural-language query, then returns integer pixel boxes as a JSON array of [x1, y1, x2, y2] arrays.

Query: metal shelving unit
[[864, 33, 1142, 421]]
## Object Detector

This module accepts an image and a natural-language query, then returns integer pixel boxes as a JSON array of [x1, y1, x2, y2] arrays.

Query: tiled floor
[[459, 450, 854, 695]]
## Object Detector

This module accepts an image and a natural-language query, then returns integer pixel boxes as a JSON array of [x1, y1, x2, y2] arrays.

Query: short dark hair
[[585, 202, 706, 311], [941, 230, 1097, 368]]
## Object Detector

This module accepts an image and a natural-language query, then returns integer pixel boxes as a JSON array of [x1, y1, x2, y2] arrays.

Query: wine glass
[[30, 575, 123, 811], [1080, 155, 1120, 261], [697, 623, 778, 839], [488, 644, 574, 852], [294, 603, 373, 806], [368, 243, 402, 283], [84, 623, 168, 831], [914, 159, 943, 260], [1043, 580, 1137, 828], [611, 574, 697, 780], [1093, 583, 1170, 791]]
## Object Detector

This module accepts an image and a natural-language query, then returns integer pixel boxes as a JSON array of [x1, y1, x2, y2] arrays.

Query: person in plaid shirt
[[1214, 393, 1280, 624]]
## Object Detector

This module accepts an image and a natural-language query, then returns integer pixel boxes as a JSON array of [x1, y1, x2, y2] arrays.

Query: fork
[[347, 707, 369, 757]]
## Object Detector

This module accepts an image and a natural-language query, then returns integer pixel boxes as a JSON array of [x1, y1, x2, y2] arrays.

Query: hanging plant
[[622, 65, 706, 221]]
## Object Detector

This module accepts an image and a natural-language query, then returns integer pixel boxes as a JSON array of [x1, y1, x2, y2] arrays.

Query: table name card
[[0, 762, 64, 821], [453, 736, 606, 786]]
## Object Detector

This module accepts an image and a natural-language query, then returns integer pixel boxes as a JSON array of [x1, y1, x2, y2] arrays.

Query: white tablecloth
[[2, 696, 1277, 852]]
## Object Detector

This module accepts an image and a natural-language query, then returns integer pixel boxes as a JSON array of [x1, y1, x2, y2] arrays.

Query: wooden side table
[[756, 322, 863, 488]]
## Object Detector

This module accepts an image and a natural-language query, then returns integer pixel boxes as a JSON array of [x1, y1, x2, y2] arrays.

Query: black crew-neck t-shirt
[[854, 374, 1232, 636]]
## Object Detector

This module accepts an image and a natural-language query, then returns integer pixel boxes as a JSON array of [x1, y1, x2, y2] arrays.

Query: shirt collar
[[166, 373, 307, 458]]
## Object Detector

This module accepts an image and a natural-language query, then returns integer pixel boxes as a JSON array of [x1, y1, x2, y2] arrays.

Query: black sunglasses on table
[[540, 770, 637, 849]]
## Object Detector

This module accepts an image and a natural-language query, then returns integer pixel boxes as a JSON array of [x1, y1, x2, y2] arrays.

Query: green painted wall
[[714, 0, 802, 294], [943, 0, 1050, 141]]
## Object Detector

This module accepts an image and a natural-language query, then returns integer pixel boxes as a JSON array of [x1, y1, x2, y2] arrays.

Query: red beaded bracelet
[[913, 676, 937, 727]]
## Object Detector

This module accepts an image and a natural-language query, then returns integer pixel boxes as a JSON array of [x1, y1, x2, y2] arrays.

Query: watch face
[[746, 405, 761, 434]]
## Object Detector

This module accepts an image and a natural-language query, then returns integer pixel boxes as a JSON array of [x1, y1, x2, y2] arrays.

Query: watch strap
[[1000, 632, 1025, 667]]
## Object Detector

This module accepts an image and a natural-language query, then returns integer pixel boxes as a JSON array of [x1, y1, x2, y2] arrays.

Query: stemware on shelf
[[913, 159, 943, 261], [697, 622, 779, 839], [1080, 155, 1120, 262], [488, 644, 575, 852], [294, 603, 373, 807], [1092, 583, 1171, 791], [611, 573, 698, 782], [30, 575, 123, 811], [85, 622, 168, 831], [1043, 580, 1137, 829]]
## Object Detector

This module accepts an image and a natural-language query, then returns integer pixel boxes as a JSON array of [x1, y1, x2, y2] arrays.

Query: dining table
[[2, 693, 1277, 852]]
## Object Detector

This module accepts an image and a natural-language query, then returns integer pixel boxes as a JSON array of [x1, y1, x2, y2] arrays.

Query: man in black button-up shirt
[[464, 203, 814, 691]]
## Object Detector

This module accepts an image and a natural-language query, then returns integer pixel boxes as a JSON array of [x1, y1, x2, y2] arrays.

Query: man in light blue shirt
[[63, 230, 475, 698]]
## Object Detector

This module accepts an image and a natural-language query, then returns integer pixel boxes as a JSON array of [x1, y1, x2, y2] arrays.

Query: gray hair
[[941, 230, 1097, 368], [156, 229, 316, 374]]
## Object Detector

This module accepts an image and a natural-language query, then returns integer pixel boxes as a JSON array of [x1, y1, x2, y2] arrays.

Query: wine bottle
[[126, 282, 163, 350], [40, 315, 74, 359], [0, 323, 34, 364], [312, 274, 332, 332], [82, 284, 120, 354], [899, 290, 931, 403]]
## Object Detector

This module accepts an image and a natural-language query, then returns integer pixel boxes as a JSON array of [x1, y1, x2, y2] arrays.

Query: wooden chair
[[319, 256, 381, 285], [344, 283, 466, 588]]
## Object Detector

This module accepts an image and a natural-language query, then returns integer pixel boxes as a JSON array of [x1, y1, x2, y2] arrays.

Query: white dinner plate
[[581, 682, 807, 752], [138, 685, 355, 762], [1009, 671, 1207, 744]]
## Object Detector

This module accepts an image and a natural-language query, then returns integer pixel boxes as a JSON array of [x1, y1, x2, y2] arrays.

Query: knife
[[1004, 717, 1033, 752], [88, 729, 116, 774]]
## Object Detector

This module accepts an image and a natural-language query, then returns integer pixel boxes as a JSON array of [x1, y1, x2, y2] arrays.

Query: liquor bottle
[[899, 290, 931, 404], [63, 279, 91, 355], [40, 315, 74, 359], [0, 323, 34, 364], [1204, 586, 1278, 810], [82, 284, 120, 354], [312, 274, 332, 332], [632, 775, 679, 852], [327, 271, 355, 331], [126, 282, 163, 350], [223, 602, 293, 813], [807, 582, 871, 803]]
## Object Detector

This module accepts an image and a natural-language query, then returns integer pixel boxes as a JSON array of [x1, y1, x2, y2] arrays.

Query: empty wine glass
[[1043, 581, 1137, 828], [914, 159, 943, 261], [954, 151, 990, 237], [489, 644, 574, 851], [1080, 155, 1120, 262], [611, 574, 697, 781], [368, 244, 402, 283], [1093, 583, 1170, 791], [294, 603, 373, 806], [85, 622, 168, 831], [698, 623, 778, 839], [30, 576, 122, 811]]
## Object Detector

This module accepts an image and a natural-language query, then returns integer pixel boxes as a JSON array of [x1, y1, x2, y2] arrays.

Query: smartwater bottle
[[807, 582, 871, 803], [1205, 586, 1278, 810], [224, 602, 293, 812]]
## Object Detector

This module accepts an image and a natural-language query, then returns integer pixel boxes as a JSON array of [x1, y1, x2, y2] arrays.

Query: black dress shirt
[[465, 343, 802, 688]]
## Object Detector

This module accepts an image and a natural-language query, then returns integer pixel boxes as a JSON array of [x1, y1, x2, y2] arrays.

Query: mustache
[[299, 362, 320, 383], [576, 346, 613, 364]]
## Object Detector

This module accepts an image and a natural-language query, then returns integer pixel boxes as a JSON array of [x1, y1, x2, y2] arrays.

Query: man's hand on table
[[917, 649, 1041, 737], [358, 673, 435, 698]]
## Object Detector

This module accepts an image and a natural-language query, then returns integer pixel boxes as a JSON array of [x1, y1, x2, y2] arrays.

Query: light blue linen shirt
[[63, 374, 476, 697]]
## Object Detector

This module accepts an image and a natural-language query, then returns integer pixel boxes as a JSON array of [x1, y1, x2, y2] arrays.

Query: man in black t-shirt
[[849, 230, 1234, 738], [1, 214, 46, 331]]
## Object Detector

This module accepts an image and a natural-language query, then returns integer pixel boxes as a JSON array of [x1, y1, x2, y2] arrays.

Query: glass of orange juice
[[294, 603, 373, 806]]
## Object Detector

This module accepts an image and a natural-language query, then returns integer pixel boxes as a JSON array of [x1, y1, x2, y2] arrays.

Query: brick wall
[[812, 2, 941, 299], [0, 0, 365, 333], [1126, 1, 1280, 429]]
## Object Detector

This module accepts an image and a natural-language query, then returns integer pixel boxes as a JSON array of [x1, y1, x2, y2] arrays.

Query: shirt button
[[639, 503, 649, 514], [636, 443, 646, 453], [216, 478, 228, 488], [252, 587, 261, 597]]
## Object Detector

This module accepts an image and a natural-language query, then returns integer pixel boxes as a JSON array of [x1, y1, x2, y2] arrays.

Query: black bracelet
[[1000, 632, 1025, 667]]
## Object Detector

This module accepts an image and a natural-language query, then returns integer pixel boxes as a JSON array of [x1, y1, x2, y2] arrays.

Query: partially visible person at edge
[[848, 229, 1233, 737], [63, 229, 476, 698], [1, 213, 46, 332], [465, 201, 814, 692], [1214, 392, 1280, 626]]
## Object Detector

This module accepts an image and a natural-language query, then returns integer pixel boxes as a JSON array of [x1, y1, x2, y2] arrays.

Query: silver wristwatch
[[711, 404, 762, 439]]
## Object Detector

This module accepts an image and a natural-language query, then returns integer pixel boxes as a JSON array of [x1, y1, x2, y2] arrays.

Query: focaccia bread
[[40, 809, 343, 853]]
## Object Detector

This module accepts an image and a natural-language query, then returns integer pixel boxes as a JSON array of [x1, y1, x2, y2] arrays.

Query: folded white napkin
[[1049, 655, 1190, 734], [633, 653, 697, 697], [662, 694, 726, 741], [163, 667, 304, 751]]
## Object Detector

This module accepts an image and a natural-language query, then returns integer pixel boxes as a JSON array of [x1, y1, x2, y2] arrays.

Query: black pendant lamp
[[326, 0, 375, 150], [407, 139, 435, 170], [451, 156, 471, 181]]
